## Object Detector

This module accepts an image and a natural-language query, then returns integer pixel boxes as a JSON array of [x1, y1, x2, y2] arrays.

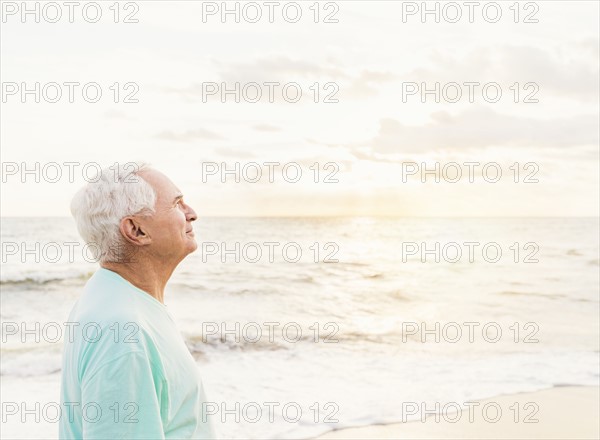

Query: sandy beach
[[317, 386, 599, 439]]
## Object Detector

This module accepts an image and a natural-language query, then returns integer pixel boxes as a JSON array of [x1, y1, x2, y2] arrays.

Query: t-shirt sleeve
[[80, 350, 168, 439]]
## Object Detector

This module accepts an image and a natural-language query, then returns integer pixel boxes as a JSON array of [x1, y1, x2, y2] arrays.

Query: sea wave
[[0, 269, 94, 287]]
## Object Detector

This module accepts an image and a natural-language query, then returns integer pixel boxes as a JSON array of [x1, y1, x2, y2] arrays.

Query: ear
[[119, 216, 151, 246]]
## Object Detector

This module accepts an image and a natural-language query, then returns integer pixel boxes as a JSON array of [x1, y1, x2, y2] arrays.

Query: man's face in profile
[[135, 168, 198, 261]]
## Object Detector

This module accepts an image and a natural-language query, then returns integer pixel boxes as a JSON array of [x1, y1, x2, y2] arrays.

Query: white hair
[[70, 162, 156, 263]]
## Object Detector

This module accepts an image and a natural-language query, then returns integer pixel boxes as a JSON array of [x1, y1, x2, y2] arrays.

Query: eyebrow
[[172, 194, 183, 204]]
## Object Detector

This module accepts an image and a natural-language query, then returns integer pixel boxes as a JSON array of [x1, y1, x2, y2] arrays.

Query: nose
[[185, 203, 197, 222]]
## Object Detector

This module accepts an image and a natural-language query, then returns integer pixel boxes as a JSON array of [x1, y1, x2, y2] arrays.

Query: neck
[[101, 258, 178, 304]]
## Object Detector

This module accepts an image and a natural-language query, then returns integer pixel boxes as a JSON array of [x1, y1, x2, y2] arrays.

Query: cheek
[[158, 212, 186, 239], [175, 211, 187, 231]]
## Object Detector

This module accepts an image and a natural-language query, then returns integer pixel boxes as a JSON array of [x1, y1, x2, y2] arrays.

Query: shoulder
[[71, 268, 155, 333]]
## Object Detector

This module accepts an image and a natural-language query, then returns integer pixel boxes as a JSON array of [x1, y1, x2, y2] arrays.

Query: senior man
[[60, 163, 215, 439]]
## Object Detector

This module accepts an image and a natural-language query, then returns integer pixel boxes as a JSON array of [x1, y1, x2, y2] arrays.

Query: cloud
[[155, 129, 225, 142], [160, 55, 395, 101], [213, 55, 349, 83], [366, 107, 599, 153], [403, 44, 599, 102], [217, 56, 397, 99], [576, 37, 599, 57], [213, 147, 256, 159], [253, 124, 281, 132], [307, 106, 598, 156], [343, 70, 397, 98], [103, 109, 134, 120]]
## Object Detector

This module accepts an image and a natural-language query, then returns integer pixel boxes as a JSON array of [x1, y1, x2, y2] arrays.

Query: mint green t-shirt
[[59, 268, 216, 439]]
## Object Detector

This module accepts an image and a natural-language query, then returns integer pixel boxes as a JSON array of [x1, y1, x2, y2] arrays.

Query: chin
[[186, 239, 198, 254]]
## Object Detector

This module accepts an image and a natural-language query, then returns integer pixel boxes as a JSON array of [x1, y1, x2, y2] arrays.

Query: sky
[[1, 0, 598, 217]]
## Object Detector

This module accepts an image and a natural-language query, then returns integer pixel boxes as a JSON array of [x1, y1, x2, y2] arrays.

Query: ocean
[[1, 216, 599, 439]]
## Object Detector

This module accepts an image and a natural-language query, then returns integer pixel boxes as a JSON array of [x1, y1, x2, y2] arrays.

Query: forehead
[[138, 169, 180, 202]]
